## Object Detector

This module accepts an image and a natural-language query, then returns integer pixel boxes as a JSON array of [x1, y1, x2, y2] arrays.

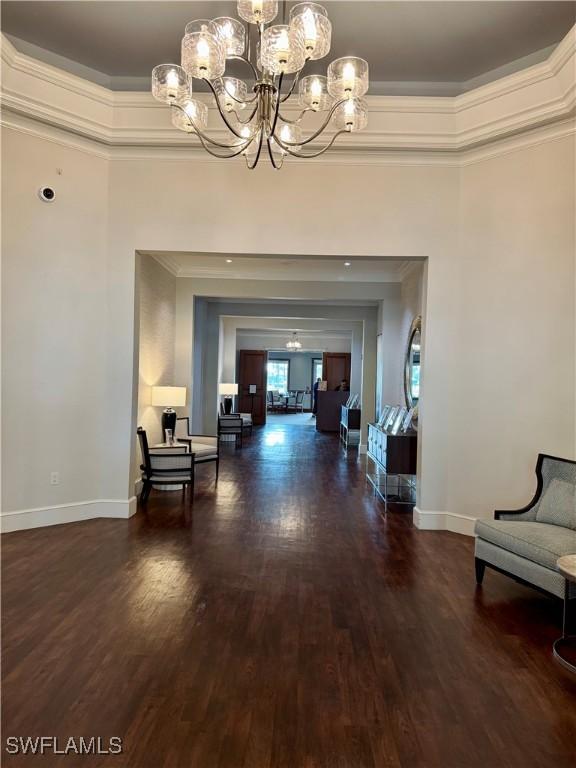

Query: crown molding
[[3, 109, 574, 171], [2, 26, 575, 163]]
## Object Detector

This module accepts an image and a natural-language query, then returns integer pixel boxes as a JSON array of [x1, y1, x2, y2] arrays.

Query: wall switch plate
[[50, 472, 60, 485]]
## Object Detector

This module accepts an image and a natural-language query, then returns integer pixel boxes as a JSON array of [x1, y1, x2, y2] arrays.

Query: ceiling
[[147, 251, 421, 282], [3, 1, 575, 95]]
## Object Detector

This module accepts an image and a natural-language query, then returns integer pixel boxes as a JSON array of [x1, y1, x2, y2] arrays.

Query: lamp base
[[224, 396, 233, 415], [162, 408, 177, 441]]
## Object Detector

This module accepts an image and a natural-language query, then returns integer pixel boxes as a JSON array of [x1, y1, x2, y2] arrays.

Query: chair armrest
[[189, 436, 218, 449], [176, 416, 191, 440], [494, 505, 538, 521]]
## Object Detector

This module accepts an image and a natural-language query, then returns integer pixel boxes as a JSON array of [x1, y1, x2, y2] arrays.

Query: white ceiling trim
[[147, 252, 413, 283], [1, 27, 575, 156]]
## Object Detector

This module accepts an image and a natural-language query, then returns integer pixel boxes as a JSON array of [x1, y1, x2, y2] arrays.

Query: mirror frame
[[404, 315, 422, 409]]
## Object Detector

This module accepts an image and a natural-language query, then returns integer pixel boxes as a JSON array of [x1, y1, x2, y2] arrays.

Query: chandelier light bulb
[[216, 77, 248, 111], [213, 16, 246, 57], [237, 0, 278, 25], [343, 63, 356, 92], [328, 57, 369, 99], [299, 74, 331, 111], [289, 3, 331, 60], [333, 97, 368, 132], [151, 64, 189, 104], [182, 20, 225, 80], [261, 24, 305, 74], [166, 70, 179, 88], [171, 98, 209, 132]]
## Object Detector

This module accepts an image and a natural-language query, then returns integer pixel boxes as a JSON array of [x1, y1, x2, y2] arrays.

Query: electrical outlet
[[50, 472, 60, 485]]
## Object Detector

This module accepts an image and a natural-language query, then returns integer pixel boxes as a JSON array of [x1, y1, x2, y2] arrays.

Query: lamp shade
[[151, 386, 186, 407], [219, 382, 238, 396]]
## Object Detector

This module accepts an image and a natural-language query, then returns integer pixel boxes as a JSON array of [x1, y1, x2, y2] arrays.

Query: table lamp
[[219, 383, 238, 414], [151, 386, 187, 440]]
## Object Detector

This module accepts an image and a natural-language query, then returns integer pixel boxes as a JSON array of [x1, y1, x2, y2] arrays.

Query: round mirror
[[404, 316, 421, 409]]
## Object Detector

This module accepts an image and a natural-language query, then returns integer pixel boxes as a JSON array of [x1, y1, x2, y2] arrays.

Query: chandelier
[[151, 1, 369, 169], [286, 332, 303, 350]]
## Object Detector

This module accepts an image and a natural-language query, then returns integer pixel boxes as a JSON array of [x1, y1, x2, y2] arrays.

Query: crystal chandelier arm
[[203, 78, 249, 138], [266, 136, 284, 170], [232, 101, 259, 125], [172, 103, 252, 149], [269, 71, 285, 138], [277, 98, 349, 145], [194, 128, 255, 159], [277, 107, 314, 125], [227, 55, 260, 84], [271, 129, 349, 159], [245, 129, 265, 170]]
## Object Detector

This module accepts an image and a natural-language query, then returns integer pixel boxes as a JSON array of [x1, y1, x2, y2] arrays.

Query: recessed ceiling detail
[[3, 2, 574, 96]]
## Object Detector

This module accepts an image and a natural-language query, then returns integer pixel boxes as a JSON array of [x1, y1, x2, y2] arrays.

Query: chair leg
[[189, 472, 195, 505], [141, 481, 152, 505], [475, 558, 486, 585], [215, 457, 219, 482]]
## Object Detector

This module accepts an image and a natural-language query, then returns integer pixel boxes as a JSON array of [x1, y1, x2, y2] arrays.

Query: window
[[312, 358, 323, 388], [267, 360, 289, 393]]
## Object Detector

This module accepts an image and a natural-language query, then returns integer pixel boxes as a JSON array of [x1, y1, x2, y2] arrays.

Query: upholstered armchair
[[475, 454, 576, 608], [218, 415, 243, 447], [219, 403, 253, 434], [137, 427, 194, 504], [175, 417, 219, 478]]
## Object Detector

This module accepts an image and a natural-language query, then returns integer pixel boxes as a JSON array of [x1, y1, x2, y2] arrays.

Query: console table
[[340, 405, 361, 447], [366, 422, 417, 510]]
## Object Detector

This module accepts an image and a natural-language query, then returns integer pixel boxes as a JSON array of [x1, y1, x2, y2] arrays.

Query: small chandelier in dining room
[[286, 332, 303, 350], [151, 1, 369, 169]]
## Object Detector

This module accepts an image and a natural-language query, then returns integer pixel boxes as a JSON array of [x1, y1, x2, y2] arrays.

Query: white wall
[[0, 129, 121, 529], [447, 135, 575, 522], [377, 265, 425, 408], [2, 125, 574, 534], [136, 255, 177, 444]]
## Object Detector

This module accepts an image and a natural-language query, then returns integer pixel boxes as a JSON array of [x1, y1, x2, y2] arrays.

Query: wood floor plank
[[2, 419, 576, 767]]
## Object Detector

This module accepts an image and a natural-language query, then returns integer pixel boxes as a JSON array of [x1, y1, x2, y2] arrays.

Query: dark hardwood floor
[[2, 420, 576, 767]]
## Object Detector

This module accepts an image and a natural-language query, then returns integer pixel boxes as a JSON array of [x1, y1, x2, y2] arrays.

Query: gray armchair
[[475, 454, 576, 608]]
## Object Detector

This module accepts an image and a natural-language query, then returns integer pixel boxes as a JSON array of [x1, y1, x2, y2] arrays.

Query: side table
[[553, 554, 576, 673]]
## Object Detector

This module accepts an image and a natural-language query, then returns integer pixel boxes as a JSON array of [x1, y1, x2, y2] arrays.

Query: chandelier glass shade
[[151, 1, 369, 169], [286, 333, 303, 351]]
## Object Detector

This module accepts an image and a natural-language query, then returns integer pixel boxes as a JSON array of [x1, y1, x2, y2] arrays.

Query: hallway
[[2, 424, 575, 767]]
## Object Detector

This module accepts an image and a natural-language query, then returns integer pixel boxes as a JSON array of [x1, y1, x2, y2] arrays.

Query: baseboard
[[1, 497, 138, 533], [413, 507, 477, 537]]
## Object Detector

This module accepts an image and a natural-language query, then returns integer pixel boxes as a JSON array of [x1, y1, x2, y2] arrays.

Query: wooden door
[[238, 350, 268, 425], [322, 352, 351, 391]]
